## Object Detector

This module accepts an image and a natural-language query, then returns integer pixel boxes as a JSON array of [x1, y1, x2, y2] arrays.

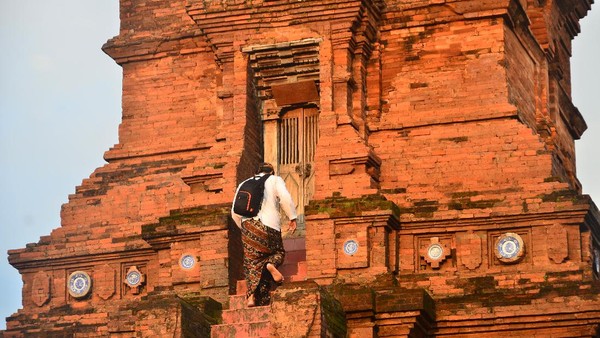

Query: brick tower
[[3, 0, 600, 336]]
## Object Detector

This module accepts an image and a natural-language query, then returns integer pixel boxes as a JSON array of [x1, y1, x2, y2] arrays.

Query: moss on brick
[[374, 287, 436, 320], [306, 194, 400, 219], [318, 286, 348, 337], [455, 276, 497, 294], [450, 191, 479, 199], [329, 283, 375, 313], [381, 188, 407, 194], [398, 199, 439, 218], [448, 198, 502, 210], [206, 162, 227, 169], [538, 190, 580, 203], [179, 294, 222, 323], [432, 271, 599, 313], [142, 204, 230, 239]]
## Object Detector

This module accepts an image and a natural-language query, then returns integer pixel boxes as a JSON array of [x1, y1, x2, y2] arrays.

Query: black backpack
[[233, 174, 271, 217]]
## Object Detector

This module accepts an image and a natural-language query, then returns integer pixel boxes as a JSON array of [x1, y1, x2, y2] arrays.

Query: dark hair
[[257, 162, 274, 174]]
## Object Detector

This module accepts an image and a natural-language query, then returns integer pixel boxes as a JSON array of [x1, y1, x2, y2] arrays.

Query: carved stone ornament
[[68, 271, 92, 298], [124, 266, 145, 295], [495, 232, 525, 264], [421, 237, 451, 269], [31, 271, 51, 307]]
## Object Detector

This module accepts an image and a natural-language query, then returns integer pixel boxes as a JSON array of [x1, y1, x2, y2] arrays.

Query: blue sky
[[1, 0, 599, 331]]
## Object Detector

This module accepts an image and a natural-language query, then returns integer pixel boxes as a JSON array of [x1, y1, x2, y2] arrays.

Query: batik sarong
[[241, 218, 285, 306]]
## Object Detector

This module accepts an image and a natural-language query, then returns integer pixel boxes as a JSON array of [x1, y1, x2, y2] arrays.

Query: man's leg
[[253, 227, 286, 306], [242, 220, 264, 306], [265, 227, 285, 283]]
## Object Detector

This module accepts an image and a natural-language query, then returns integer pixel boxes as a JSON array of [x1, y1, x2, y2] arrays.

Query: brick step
[[222, 305, 271, 324], [232, 260, 306, 295], [288, 260, 307, 282], [279, 251, 305, 278], [211, 320, 272, 338], [282, 237, 307, 282], [236, 279, 248, 295], [212, 283, 272, 337], [228, 294, 249, 310]]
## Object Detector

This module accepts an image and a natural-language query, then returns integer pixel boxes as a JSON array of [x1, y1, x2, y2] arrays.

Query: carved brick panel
[[95, 264, 116, 300], [31, 270, 51, 307], [457, 231, 483, 270], [546, 224, 568, 264], [121, 263, 147, 298], [417, 235, 454, 271]]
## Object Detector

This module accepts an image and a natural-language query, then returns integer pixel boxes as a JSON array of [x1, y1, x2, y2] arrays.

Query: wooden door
[[278, 106, 319, 227]]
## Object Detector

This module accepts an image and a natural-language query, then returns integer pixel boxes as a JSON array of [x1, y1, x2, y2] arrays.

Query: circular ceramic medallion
[[495, 233, 525, 263], [594, 249, 600, 274], [427, 243, 444, 260], [126, 270, 142, 287], [180, 254, 196, 270], [343, 240, 359, 256], [68, 271, 92, 298]]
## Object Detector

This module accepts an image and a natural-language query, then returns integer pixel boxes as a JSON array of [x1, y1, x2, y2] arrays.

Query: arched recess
[[276, 104, 319, 227], [243, 38, 322, 233], [262, 93, 320, 233]]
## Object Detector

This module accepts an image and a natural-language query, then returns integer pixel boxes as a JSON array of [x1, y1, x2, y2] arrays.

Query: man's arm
[[274, 176, 298, 234], [231, 209, 242, 228], [231, 184, 243, 228], [274, 176, 297, 221], [288, 219, 297, 235]]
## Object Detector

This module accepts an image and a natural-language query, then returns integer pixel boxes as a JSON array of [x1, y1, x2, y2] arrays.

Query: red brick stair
[[212, 238, 307, 337], [211, 320, 272, 338], [280, 237, 307, 282], [211, 281, 272, 338]]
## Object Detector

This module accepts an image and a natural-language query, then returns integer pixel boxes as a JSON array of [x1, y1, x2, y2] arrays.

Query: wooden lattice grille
[[279, 108, 319, 166]]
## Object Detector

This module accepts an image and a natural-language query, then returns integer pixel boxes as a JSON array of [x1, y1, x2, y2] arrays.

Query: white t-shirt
[[231, 173, 298, 232]]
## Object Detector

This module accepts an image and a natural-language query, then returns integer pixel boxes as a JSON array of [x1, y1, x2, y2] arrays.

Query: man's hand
[[288, 219, 297, 235]]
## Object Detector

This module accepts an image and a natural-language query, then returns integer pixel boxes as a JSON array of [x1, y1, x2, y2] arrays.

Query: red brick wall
[[379, 19, 511, 129], [4, 0, 600, 336]]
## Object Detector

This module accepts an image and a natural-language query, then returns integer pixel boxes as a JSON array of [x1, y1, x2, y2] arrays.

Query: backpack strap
[[253, 173, 271, 182]]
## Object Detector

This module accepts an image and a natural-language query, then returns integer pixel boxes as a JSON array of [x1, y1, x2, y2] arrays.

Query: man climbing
[[231, 162, 298, 307]]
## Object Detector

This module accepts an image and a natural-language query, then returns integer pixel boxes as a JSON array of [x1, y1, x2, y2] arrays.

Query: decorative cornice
[[102, 29, 210, 65], [398, 204, 592, 234], [10, 248, 156, 271], [186, 0, 382, 65], [244, 38, 322, 101], [187, 0, 367, 29]]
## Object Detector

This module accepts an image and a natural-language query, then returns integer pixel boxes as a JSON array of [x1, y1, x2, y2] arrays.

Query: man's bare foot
[[247, 294, 255, 307], [266, 263, 284, 283]]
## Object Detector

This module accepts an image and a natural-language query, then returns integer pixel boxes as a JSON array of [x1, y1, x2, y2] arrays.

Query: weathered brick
[[3, 0, 600, 336]]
